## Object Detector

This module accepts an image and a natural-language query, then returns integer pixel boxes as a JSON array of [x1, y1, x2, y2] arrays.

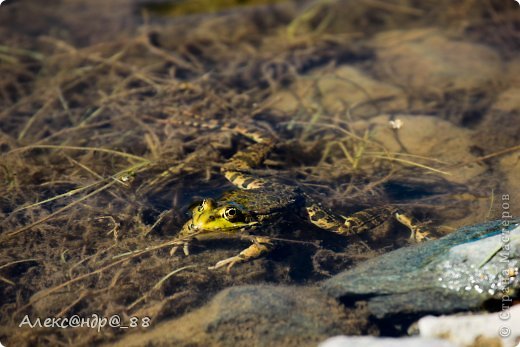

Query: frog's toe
[[394, 212, 434, 242], [170, 241, 191, 256], [208, 255, 243, 271], [183, 242, 190, 255], [410, 228, 434, 242]]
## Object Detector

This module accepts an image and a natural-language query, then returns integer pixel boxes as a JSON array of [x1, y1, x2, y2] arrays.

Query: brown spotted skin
[[342, 206, 401, 235], [305, 201, 348, 234], [177, 121, 429, 269], [222, 143, 274, 189], [221, 130, 276, 190]]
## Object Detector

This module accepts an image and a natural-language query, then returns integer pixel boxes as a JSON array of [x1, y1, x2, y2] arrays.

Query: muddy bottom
[[0, 0, 518, 346]]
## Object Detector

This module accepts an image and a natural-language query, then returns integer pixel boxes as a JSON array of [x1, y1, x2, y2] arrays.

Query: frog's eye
[[223, 207, 237, 220]]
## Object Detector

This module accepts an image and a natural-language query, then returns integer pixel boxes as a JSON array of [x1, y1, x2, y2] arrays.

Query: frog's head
[[180, 198, 257, 236]]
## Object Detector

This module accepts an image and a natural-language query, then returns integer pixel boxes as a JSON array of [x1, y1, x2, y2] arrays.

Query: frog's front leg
[[208, 236, 272, 271]]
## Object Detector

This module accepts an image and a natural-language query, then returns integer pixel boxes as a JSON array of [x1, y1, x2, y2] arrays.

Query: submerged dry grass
[[0, 0, 518, 345]]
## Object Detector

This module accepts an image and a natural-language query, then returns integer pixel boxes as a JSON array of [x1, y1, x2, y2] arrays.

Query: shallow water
[[0, 0, 518, 345]]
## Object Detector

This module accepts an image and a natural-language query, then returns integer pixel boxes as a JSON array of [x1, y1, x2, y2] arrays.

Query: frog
[[174, 124, 430, 270]]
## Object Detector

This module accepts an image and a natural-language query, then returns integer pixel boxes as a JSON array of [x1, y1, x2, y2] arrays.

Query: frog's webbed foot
[[170, 239, 192, 256], [208, 236, 272, 272], [394, 212, 433, 242]]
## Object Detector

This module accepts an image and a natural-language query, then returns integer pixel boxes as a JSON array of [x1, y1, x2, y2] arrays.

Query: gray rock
[[350, 114, 486, 185], [418, 305, 520, 347], [322, 219, 520, 319], [371, 28, 503, 95], [319, 336, 457, 347], [110, 285, 363, 347], [267, 65, 408, 118], [473, 88, 520, 153]]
